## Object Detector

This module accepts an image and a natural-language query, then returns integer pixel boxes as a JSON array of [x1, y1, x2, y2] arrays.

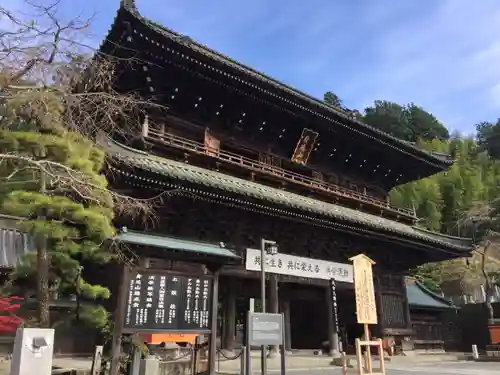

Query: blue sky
[[4, 0, 500, 134]]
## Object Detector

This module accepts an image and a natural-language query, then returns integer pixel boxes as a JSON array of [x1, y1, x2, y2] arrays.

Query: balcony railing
[[146, 128, 416, 219]]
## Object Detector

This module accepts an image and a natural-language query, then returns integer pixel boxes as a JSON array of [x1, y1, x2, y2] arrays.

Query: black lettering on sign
[[123, 270, 212, 331]]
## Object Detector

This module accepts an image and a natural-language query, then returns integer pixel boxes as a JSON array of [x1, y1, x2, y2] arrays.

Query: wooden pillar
[[326, 285, 340, 356], [280, 300, 292, 351], [268, 275, 279, 357], [109, 265, 128, 375], [222, 280, 237, 352]]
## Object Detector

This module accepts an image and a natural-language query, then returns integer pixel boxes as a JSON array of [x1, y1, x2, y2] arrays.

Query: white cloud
[[349, 0, 500, 130]]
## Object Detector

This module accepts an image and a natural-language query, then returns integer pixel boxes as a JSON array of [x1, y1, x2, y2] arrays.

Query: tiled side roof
[[99, 134, 473, 253], [406, 278, 456, 310], [116, 228, 240, 259], [109, 2, 452, 170]]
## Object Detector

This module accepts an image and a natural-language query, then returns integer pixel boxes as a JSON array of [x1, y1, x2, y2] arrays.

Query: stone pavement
[[215, 352, 472, 374], [216, 351, 500, 374], [0, 352, 493, 375], [217, 357, 499, 375]]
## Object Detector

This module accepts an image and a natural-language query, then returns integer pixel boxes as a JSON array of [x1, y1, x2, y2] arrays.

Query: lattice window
[[380, 293, 407, 328]]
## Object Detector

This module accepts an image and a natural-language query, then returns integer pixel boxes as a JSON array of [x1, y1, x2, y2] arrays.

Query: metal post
[[240, 345, 247, 375], [280, 313, 286, 375], [209, 270, 220, 375], [260, 238, 267, 375], [246, 313, 251, 375]]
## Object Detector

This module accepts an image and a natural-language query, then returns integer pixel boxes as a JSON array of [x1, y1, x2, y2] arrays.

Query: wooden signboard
[[123, 270, 213, 332], [349, 254, 385, 375], [350, 254, 377, 325]]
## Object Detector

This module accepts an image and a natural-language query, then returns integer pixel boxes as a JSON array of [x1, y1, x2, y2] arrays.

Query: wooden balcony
[[145, 128, 416, 221]]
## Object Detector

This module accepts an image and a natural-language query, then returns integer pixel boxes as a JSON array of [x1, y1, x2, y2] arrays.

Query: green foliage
[[390, 137, 500, 235], [362, 100, 449, 142], [0, 83, 115, 330], [324, 91, 343, 108], [476, 119, 500, 160], [390, 136, 500, 293]]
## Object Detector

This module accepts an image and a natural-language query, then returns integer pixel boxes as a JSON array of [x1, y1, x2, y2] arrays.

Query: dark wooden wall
[[121, 195, 430, 272]]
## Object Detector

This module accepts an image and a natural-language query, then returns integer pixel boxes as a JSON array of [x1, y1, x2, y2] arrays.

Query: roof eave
[[98, 134, 473, 256]]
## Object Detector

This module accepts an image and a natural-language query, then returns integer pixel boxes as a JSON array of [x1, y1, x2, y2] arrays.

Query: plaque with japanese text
[[350, 254, 378, 325], [123, 270, 212, 332]]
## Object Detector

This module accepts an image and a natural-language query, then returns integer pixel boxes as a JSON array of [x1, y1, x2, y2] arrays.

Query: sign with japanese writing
[[247, 312, 283, 346], [329, 279, 340, 333], [123, 270, 212, 331], [245, 249, 353, 283], [350, 254, 378, 325]]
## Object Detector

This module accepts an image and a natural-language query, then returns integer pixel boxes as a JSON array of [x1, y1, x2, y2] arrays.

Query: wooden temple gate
[[86, 2, 476, 373]]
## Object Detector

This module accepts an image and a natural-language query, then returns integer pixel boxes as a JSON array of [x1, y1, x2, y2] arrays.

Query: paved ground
[[0, 353, 496, 374], [385, 361, 499, 375], [287, 361, 499, 375], [217, 354, 499, 375], [223, 361, 499, 375]]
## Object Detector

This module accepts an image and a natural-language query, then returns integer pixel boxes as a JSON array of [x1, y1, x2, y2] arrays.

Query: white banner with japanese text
[[245, 248, 353, 283]]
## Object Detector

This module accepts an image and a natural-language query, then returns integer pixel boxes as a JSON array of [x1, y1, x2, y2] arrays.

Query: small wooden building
[[406, 278, 457, 352]]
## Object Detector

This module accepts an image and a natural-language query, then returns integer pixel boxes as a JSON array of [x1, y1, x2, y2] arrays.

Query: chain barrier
[[217, 348, 243, 360]]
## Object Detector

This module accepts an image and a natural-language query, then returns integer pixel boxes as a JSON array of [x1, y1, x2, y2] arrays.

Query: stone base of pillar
[[267, 348, 279, 358], [329, 349, 342, 358]]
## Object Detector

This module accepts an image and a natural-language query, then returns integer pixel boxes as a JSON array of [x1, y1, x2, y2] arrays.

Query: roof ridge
[[117, 4, 453, 170]]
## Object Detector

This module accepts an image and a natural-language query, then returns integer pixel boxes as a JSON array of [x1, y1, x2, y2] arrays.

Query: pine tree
[[0, 1, 155, 328], [0, 107, 114, 327]]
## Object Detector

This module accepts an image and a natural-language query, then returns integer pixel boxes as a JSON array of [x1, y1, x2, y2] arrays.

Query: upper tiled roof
[[98, 134, 473, 254], [106, 1, 453, 171]]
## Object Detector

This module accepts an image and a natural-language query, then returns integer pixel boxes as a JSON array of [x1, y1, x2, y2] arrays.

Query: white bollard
[[10, 328, 55, 375], [472, 344, 479, 360], [139, 355, 159, 375]]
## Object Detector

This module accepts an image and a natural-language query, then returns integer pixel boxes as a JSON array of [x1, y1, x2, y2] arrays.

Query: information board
[[123, 270, 212, 331], [247, 312, 283, 346]]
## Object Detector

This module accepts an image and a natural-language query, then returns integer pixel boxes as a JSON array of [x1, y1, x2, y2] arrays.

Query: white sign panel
[[245, 249, 353, 283]]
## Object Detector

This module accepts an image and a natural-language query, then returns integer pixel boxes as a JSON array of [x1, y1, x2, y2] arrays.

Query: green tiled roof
[[406, 279, 455, 310], [99, 134, 473, 253], [116, 228, 240, 259], [107, 2, 452, 170]]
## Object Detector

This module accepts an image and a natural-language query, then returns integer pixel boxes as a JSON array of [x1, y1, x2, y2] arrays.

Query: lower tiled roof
[[98, 135, 473, 253]]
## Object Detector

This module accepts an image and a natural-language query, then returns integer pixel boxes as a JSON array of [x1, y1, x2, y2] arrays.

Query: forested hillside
[[390, 137, 500, 235], [324, 92, 500, 294]]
